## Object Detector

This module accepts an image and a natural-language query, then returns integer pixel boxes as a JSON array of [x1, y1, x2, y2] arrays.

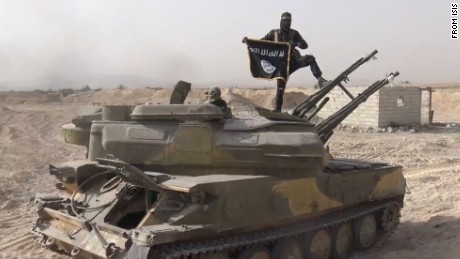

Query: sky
[[0, 0, 459, 90]]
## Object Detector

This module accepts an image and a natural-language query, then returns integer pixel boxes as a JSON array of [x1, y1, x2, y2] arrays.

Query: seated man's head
[[205, 87, 222, 100], [280, 12, 291, 32]]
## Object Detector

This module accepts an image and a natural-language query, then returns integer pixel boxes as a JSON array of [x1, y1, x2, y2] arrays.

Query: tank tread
[[153, 200, 402, 259]]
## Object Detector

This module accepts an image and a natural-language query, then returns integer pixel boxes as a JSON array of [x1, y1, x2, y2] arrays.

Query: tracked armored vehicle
[[32, 50, 406, 259]]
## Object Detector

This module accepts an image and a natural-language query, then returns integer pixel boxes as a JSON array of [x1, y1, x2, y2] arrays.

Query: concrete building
[[316, 86, 433, 128]]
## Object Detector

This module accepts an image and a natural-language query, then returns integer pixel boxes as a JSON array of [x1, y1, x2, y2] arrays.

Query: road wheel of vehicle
[[382, 203, 401, 232], [354, 214, 377, 249], [198, 252, 229, 259], [331, 223, 353, 258], [272, 238, 303, 259], [237, 247, 270, 259], [303, 229, 332, 259]]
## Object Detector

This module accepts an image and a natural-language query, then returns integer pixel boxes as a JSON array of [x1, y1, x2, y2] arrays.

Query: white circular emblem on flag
[[261, 60, 276, 74]]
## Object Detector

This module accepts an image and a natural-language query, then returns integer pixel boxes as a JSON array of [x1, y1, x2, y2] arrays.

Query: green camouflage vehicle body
[[33, 52, 406, 259]]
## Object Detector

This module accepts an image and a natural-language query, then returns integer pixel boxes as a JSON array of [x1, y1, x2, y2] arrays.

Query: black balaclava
[[280, 12, 292, 32]]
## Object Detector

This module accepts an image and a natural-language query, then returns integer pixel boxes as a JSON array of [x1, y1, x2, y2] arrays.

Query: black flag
[[246, 39, 291, 81]]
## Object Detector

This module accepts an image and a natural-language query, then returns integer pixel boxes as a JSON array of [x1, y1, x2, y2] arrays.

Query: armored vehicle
[[32, 50, 406, 259]]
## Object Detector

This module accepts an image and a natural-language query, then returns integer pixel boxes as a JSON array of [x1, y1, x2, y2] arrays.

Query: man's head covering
[[205, 87, 221, 99], [281, 12, 291, 20]]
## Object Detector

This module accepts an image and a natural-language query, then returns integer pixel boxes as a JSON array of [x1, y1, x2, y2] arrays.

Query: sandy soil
[[0, 86, 459, 259]]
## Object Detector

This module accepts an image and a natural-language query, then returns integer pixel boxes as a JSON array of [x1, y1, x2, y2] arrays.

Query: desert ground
[[0, 86, 460, 258]]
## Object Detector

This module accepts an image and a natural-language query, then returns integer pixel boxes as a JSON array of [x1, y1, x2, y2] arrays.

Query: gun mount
[[257, 50, 399, 144], [316, 72, 399, 143], [292, 50, 379, 117]]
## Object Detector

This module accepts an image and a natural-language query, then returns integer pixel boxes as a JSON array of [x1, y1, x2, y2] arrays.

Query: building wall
[[378, 87, 421, 127], [315, 86, 423, 128], [316, 86, 380, 127], [420, 88, 432, 125]]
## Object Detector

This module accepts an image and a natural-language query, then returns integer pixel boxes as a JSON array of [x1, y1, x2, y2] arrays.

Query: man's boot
[[316, 76, 330, 89]]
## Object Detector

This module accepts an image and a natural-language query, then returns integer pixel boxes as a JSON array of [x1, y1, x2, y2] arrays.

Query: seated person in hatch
[[205, 87, 232, 118]]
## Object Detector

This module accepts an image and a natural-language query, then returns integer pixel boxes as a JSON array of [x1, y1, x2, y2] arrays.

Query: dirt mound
[[0, 105, 12, 112], [40, 93, 62, 103], [62, 87, 312, 110], [223, 91, 256, 108], [0, 91, 43, 105], [62, 88, 175, 105], [283, 91, 310, 109], [432, 89, 460, 122], [222, 87, 311, 110], [2, 87, 314, 110]]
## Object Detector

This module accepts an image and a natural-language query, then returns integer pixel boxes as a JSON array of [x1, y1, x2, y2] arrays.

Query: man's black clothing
[[262, 29, 308, 50], [262, 29, 322, 78], [262, 29, 323, 111], [209, 98, 228, 113], [209, 98, 233, 118]]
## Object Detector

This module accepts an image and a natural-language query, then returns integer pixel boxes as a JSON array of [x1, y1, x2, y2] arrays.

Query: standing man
[[243, 12, 328, 112]]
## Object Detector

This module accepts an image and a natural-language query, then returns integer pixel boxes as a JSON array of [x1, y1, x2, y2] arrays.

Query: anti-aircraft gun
[[32, 50, 406, 259], [315, 71, 399, 143], [291, 50, 380, 118], [258, 50, 399, 143], [290, 50, 399, 144]]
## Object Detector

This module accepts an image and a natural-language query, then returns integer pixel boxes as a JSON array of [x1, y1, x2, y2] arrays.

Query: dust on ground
[[0, 86, 459, 259]]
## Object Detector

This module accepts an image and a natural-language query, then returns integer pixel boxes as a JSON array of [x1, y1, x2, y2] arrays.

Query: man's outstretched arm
[[242, 29, 275, 43]]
